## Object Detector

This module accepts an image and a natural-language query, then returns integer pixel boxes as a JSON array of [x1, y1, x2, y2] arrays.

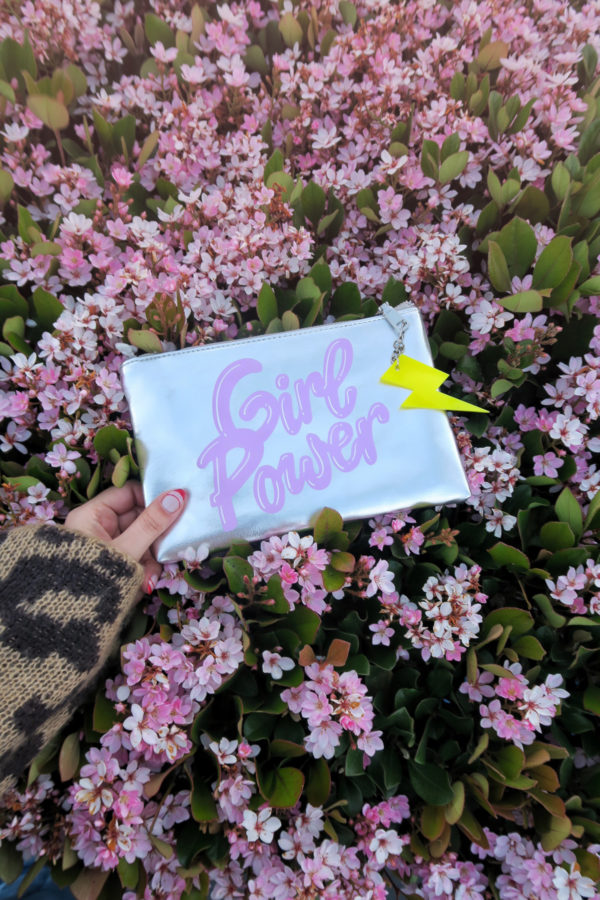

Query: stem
[[54, 129, 66, 167]]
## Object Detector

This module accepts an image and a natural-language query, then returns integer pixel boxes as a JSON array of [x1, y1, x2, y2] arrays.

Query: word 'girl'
[[197, 338, 389, 530]]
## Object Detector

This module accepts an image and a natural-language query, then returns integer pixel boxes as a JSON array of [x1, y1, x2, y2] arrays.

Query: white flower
[[123, 704, 158, 748], [553, 864, 596, 899], [243, 807, 281, 843], [61, 213, 93, 236], [179, 543, 210, 566], [262, 650, 295, 680], [368, 828, 405, 865], [209, 737, 238, 766], [311, 126, 340, 150]]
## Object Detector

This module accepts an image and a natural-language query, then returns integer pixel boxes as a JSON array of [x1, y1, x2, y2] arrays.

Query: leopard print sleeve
[[0, 524, 144, 798]]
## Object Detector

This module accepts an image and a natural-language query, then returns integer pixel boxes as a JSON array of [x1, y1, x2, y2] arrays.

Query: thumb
[[112, 488, 187, 562]]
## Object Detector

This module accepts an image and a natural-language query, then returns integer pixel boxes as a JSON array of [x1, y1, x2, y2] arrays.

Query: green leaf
[[223, 556, 253, 595], [93, 425, 129, 457], [322, 564, 347, 592], [477, 40, 509, 70], [512, 635, 546, 660], [552, 162, 570, 201], [302, 181, 326, 224], [144, 13, 175, 47], [330, 551, 355, 573], [408, 761, 454, 805], [282, 309, 299, 330], [513, 184, 550, 224], [0, 79, 15, 103], [532, 593, 567, 628], [32, 287, 64, 331], [441, 133, 460, 162], [583, 686, 600, 716], [457, 809, 489, 849], [257, 282, 278, 326], [117, 859, 139, 890], [313, 506, 343, 544], [128, 328, 162, 353], [17, 204, 39, 243], [191, 781, 218, 822], [27, 94, 69, 130], [317, 208, 343, 236], [296, 277, 321, 301], [0, 167, 14, 206], [286, 606, 321, 644], [584, 490, 600, 529], [345, 748, 365, 776], [0, 35, 37, 90], [495, 217, 537, 278], [579, 275, 600, 296], [306, 758, 331, 805], [113, 114, 136, 156], [438, 150, 469, 184], [537, 811, 572, 852], [540, 521, 575, 551], [264, 149, 284, 183], [244, 44, 268, 77], [339, 0, 357, 26], [555, 486, 583, 538], [270, 739, 306, 758], [111, 454, 130, 488], [3, 476, 40, 492], [92, 689, 117, 734], [482, 607, 534, 639], [444, 781, 465, 825], [138, 130, 159, 167], [59, 732, 80, 781], [532, 236, 573, 290], [0, 841, 23, 885], [487, 241, 512, 292], [278, 13, 303, 48], [488, 542, 530, 569], [420, 139, 439, 180], [499, 290, 543, 313], [259, 766, 304, 808]]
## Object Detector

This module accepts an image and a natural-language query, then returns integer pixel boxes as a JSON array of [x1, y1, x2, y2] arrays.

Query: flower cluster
[[461, 664, 569, 750], [211, 795, 411, 900], [546, 559, 600, 615], [474, 830, 599, 900], [281, 661, 382, 760], [249, 532, 330, 614], [395, 564, 487, 661]]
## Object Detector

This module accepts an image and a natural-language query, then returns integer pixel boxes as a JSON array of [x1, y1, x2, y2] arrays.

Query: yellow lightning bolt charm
[[380, 355, 488, 414]]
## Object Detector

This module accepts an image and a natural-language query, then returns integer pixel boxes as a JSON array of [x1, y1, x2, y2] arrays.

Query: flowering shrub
[[0, 0, 600, 898]]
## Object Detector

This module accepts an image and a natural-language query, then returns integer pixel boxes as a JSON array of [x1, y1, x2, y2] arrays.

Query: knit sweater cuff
[[0, 524, 144, 796]]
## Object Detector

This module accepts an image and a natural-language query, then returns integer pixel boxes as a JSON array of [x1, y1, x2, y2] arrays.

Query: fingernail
[[161, 489, 186, 514], [144, 574, 158, 594]]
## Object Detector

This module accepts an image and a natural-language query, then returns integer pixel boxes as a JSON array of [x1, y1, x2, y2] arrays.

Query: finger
[[94, 482, 145, 516], [112, 489, 187, 562], [118, 509, 139, 533], [141, 555, 162, 594]]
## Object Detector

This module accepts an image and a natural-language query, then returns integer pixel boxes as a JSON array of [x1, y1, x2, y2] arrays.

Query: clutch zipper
[[379, 300, 415, 364]]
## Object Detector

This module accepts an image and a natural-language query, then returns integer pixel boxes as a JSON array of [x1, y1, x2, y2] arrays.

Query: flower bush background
[[0, 0, 600, 897]]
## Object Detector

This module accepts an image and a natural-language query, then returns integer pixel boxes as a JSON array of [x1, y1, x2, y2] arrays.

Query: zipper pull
[[380, 302, 411, 364]]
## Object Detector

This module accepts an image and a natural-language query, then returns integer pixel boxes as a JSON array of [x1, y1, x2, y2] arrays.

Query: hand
[[64, 481, 187, 593]]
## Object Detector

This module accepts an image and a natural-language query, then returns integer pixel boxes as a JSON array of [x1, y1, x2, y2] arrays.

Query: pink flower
[[261, 650, 295, 680], [243, 808, 281, 844]]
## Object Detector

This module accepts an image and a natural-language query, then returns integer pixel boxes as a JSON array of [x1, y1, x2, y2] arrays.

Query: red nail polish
[[144, 574, 158, 594]]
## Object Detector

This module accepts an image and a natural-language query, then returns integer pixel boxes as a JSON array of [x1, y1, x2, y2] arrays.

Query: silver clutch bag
[[121, 303, 471, 561]]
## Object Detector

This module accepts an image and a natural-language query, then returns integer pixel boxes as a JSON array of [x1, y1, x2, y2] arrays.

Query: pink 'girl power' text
[[197, 338, 389, 530]]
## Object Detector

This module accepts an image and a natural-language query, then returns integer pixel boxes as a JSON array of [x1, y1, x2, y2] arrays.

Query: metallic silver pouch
[[121, 304, 470, 562]]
